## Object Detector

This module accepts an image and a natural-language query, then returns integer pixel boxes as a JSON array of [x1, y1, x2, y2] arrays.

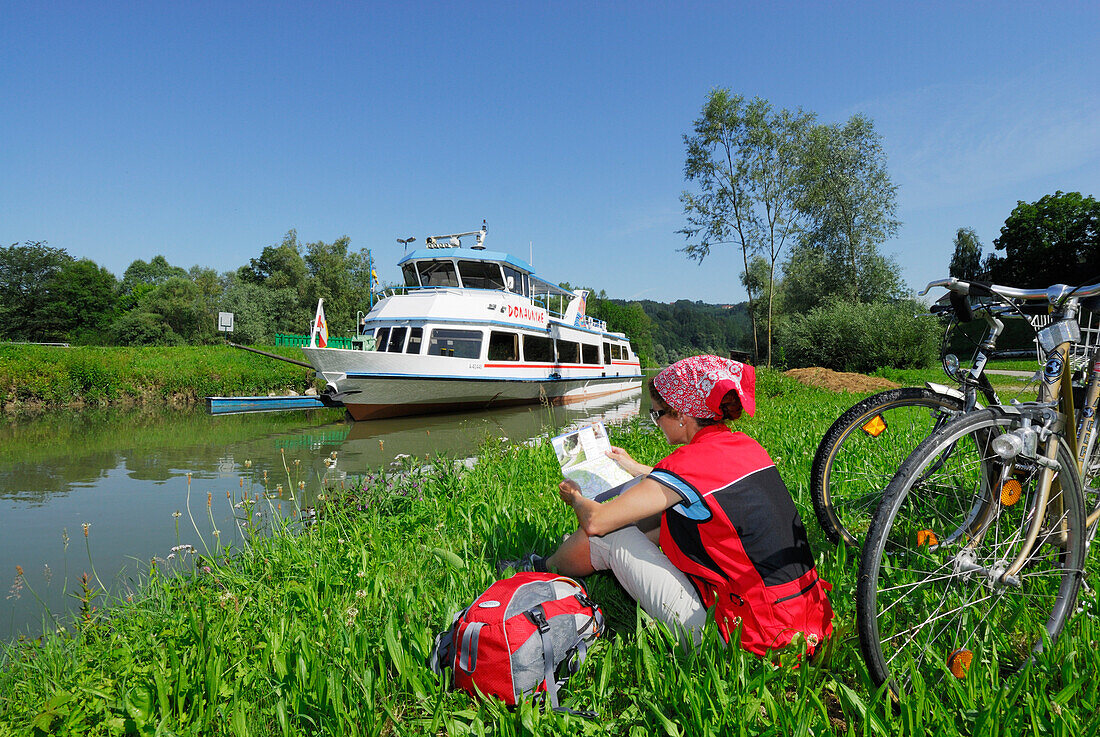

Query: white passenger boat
[[301, 223, 643, 420]]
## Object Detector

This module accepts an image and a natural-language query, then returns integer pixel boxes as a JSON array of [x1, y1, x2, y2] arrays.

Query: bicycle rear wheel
[[811, 387, 964, 547], [857, 408, 1085, 693]]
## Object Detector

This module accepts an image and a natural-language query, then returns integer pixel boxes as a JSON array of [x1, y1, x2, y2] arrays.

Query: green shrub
[[110, 311, 182, 346], [778, 298, 940, 373]]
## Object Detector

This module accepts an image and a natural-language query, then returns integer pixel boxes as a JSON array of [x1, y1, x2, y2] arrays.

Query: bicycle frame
[[919, 277, 1100, 581]]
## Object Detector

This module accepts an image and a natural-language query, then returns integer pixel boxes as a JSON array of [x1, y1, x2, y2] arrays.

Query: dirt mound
[[784, 367, 900, 393]]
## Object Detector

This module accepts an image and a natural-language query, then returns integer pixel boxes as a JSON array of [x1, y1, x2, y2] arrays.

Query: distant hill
[[609, 299, 753, 366]]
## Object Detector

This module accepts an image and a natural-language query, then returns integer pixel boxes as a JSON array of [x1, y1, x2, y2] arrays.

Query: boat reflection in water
[[0, 388, 647, 641], [328, 387, 643, 473]]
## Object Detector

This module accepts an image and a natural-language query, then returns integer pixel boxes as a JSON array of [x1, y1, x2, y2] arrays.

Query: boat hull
[[335, 375, 643, 419]]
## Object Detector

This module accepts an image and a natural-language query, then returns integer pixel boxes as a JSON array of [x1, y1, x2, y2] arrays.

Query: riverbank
[[2, 369, 1094, 734], [0, 344, 316, 413]]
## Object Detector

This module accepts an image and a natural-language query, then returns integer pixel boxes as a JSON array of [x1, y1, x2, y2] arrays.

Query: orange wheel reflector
[[916, 529, 939, 547], [948, 648, 972, 678], [1000, 478, 1023, 506], [861, 415, 888, 438]]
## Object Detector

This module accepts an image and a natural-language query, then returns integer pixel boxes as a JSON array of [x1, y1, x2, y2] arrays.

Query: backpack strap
[[428, 629, 454, 675], [526, 605, 561, 709], [457, 622, 485, 673], [573, 592, 606, 642], [427, 605, 471, 675]]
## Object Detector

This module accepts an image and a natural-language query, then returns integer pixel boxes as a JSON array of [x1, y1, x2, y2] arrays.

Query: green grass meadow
[[2, 370, 1100, 735], [0, 344, 316, 410]]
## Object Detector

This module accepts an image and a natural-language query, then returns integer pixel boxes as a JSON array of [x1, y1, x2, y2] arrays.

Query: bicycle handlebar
[[919, 276, 1100, 304]]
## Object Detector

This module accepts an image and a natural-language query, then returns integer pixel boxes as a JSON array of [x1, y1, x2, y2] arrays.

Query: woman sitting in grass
[[503, 355, 833, 655]]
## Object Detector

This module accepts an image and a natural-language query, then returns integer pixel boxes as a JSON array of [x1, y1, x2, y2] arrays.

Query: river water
[[0, 388, 649, 641]]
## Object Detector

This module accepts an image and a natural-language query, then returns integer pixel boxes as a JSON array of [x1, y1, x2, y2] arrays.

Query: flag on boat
[[310, 299, 328, 348], [572, 289, 589, 327]]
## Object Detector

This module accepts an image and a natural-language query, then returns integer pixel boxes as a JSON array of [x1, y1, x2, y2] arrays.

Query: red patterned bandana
[[653, 355, 756, 419]]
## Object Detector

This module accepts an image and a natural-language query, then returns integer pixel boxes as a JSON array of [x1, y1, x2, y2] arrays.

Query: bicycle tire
[[857, 408, 1085, 693], [810, 387, 965, 547]]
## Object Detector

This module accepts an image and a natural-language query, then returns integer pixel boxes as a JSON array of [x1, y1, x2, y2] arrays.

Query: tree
[[781, 239, 905, 314], [220, 277, 299, 344], [41, 259, 119, 342], [984, 192, 1100, 287], [949, 227, 984, 280], [140, 277, 211, 343], [681, 89, 814, 366], [0, 241, 73, 340], [121, 255, 188, 295], [239, 230, 310, 299], [740, 255, 775, 354], [303, 235, 373, 336], [793, 114, 901, 307], [746, 101, 813, 367], [618, 303, 656, 368], [681, 91, 759, 362], [110, 310, 181, 346]]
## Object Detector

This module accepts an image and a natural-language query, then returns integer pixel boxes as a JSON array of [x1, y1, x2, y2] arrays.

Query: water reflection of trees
[[0, 408, 346, 504], [0, 391, 646, 505]]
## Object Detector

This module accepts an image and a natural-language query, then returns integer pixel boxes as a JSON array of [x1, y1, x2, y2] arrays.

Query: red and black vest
[[650, 424, 833, 656]]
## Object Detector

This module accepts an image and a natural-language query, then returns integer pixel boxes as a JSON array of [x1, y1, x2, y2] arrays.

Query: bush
[[110, 311, 182, 346], [778, 299, 940, 373]]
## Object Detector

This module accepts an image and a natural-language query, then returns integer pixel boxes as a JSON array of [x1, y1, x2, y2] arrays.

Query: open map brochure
[[551, 422, 634, 500]]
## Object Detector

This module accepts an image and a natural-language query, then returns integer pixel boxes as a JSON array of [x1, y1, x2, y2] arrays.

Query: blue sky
[[2, 2, 1097, 304]]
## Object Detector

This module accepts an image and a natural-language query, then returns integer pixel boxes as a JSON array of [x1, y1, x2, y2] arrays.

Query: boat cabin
[[358, 322, 633, 367], [348, 223, 634, 368], [397, 248, 573, 304]]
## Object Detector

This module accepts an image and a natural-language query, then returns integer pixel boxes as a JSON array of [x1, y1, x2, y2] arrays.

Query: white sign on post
[[218, 312, 234, 333]]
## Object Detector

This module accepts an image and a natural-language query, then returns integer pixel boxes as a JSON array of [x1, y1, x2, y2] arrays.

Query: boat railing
[[275, 333, 355, 349]]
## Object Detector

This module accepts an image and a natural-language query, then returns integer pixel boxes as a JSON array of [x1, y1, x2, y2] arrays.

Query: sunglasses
[[649, 408, 668, 426]]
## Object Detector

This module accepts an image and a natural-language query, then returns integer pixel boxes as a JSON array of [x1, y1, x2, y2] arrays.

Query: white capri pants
[[588, 478, 708, 645]]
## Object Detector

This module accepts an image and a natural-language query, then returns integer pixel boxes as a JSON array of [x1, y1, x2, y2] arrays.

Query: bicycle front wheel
[[811, 387, 964, 547], [857, 408, 1085, 693]]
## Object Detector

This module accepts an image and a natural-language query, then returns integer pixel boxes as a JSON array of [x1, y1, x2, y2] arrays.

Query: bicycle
[[810, 294, 1038, 548], [856, 276, 1100, 693]]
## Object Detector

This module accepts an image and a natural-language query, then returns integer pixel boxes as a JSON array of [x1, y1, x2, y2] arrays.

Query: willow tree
[[680, 89, 812, 366], [790, 114, 901, 307], [949, 227, 984, 280]]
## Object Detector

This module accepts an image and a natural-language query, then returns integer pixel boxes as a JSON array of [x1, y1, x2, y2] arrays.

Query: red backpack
[[429, 572, 604, 711]]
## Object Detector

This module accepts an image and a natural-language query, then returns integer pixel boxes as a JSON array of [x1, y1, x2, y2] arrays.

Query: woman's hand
[[606, 446, 653, 476]]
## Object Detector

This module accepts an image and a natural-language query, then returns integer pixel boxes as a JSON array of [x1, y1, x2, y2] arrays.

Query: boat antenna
[[425, 223, 487, 249], [529, 241, 533, 266], [397, 237, 416, 253], [472, 220, 487, 250]]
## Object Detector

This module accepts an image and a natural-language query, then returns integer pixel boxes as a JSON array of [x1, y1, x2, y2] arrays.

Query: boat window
[[502, 265, 525, 296], [623, 345, 632, 360], [387, 327, 407, 352], [402, 264, 420, 288], [458, 261, 505, 290], [417, 260, 460, 287], [523, 335, 554, 363], [406, 327, 423, 354], [375, 327, 390, 351], [582, 343, 599, 365], [602, 342, 612, 364], [488, 331, 519, 361], [557, 340, 580, 364], [611, 344, 622, 360], [429, 328, 482, 358]]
